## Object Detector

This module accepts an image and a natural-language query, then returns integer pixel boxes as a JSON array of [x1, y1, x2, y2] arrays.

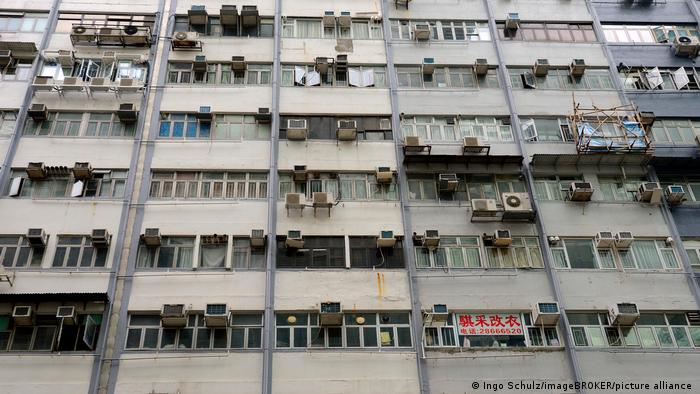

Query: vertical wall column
[[482, 0, 585, 392], [379, 1, 429, 393]]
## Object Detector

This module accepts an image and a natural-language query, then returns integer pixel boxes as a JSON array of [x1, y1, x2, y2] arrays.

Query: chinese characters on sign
[[457, 313, 523, 336]]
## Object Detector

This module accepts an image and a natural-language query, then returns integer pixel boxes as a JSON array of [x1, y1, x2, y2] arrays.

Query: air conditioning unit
[[12, 306, 34, 326], [323, 11, 336, 28], [609, 303, 640, 325], [404, 136, 425, 152], [532, 302, 560, 325], [231, 56, 246, 71], [438, 173, 459, 192], [251, 229, 266, 247], [335, 54, 348, 71], [315, 57, 333, 74], [89, 77, 110, 93], [375, 166, 393, 184], [57, 50, 75, 66], [26, 228, 48, 247], [423, 230, 440, 249], [188, 5, 208, 25], [502, 192, 534, 219], [673, 36, 700, 58], [142, 228, 161, 246], [91, 229, 111, 247], [192, 55, 207, 72], [473, 58, 489, 76], [568, 182, 594, 202], [286, 230, 304, 249], [413, 24, 431, 41], [285, 193, 304, 210], [427, 304, 449, 324], [241, 5, 260, 27], [196, 105, 212, 122], [422, 57, 435, 74], [293, 165, 307, 182], [161, 304, 187, 327], [338, 11, 352, 27], [505, 13, 520, 29], [665, 185, 686, 204], [56, 306, 77, 325], [337, 120, 358, 141], [493, 230, 513, 247], [570, 59, 586, 77], [377, 230, 396, 248], [27, 104, 48, 121], [595, 231, 615, 248], [256, 107, 271, 123], [286, 119, 308, 141], [637, 182, 662, 204], [70, 26, 97, 43], [312, 192, 333, 207], [72, 162, 92, 179], [533, 59, 550, 77], [26, 162, 47, 180], [220, 5, 238, 25], [0, 50, 12, 66], [204, 304, 229, 327], [471, 198, 499, 214], [615, 232, 634, 249], [117, 103, 138, 123], [319, 302, 343, 326], [172, 31, 199, 47]]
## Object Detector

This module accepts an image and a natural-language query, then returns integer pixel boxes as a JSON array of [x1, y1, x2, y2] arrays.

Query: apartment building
[[0, 0, 699, 393]]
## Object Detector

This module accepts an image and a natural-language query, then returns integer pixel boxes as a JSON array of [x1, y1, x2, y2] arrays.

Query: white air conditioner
[[609, 303, 640, 325], [665, 185, 686, 204], [532, 302, 560, 325], [338, 11, 352, 27], [315, 57, 333, 73], [375, 167, 393, 184], [312, 192, 333, 207], [413, 24, 431, 41], [533, 59, 550, 77], [89, 77, 111, 93], [471, 198, 499, 214], [570, 59, 586, 77], [196, 105, 213, 122], [251, 229, 266, 247], [12, 305, 34, 326], [91, 229, 111, 247], [505, 13, 520, 29], [595, 231, 615, 248], [27, 228, 47, 247], [502, 192, 533, 213], [438, 174, 459, 192], [493, 230, 513, 247], [323, 11, 336, 27], [404, 136, 426, 152], [193, 55, 207, 71], [615, 232, 634, 249], [72, 162, 92, 179], [204, 304, 229, 327], [172, 31, 199, 47], [337, 120, 357, 141], [293, 165, 307, 182], [568, 182, 594, 202], [286, 230, 304, 249], [57, 50, 75, 66], [117, 103, 138, 123], [637, 182, 662, 204], [423, 230, 440, 249], [161, 304, 187, 327], [285, 193, 304, 209], [56, 306, 77, 325], [473, 58, 489, 76], [377, 230, 396, 248], [319, 302, 343, 326], [673, 36, 700, 58], [26, 162, 47, 180], [142, 228, 161, 246], [286, 119, 308, 141], [27, 104, 48, 121], [422, 57, 435, 74]]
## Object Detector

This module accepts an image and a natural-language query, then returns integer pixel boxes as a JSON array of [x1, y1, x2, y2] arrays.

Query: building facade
[[0, 0, 699, 393]]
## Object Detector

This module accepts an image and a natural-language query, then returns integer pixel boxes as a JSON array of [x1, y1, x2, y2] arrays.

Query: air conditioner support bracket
[[313, 204, 333, 218], [286, 205, 305, 217], [403, 145, 431, 155], [463, 145, 490, 155], [0, 272, 15, 287]]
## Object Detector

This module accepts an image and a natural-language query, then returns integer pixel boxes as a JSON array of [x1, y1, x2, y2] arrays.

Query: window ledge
[[575, 347, 700, 354], [424, 346, 564, 354]]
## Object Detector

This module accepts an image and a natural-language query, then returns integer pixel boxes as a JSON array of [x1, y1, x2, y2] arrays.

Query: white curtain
[[201, 245, 226, 268], [306, 70, 321, 86], [297, 20, 322, 38], [348, 68, 362, 87], [294, 66, 306, 85], [631, 241, 663, 269], [673, 67, 689, 89], [362, 69, 375, 87]]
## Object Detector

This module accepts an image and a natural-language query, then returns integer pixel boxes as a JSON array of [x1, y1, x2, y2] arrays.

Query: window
[[619, 240, 679, 270], [390, 20, 490, 41], [136, 237, 195, 269], [0, 13, 49, 32], [149, 171, 268, 200], [349, 237, 404, 268], [1, 59, 33, 81], [24, 113, 83, 137], [416, 237, 481, 269], [621, 67, 700, 91], [23, 112, 135, 138], [232, 238, 265, 269], [396, 66, 499, 89], [424, 314, 458, 348], [52, 235, 108, 268], [533, 176, 582, 201], [167, 63, 271, 85], [0, 312, 102, 352], [509, 68, 614, 90], [174, 15, 273, 37], [602, 24, 700, 44], [279, 173, 343, 201], [658, 176, 700, 202], [125, 313, 263, 350], [39, 58, 147, 83], [552, 239, 605, 269], [212, 115, 271, 140], [277, 237, 345, 268], [0, 236, 44, 268], [499, 22, 596, 42], [486, 237, 544, 269], [86, 114, 135, 137], [281, 64, 386, 88], [280, 116, 393, 140], [407, 174, 524, 202], [599, 177, 645, 202], [552, 238, 678, 271], [275, 312, 412, 348], [684, 241, 700, 271], [0, 112, 17, 138], [520, 118, 574, 142], [282, 18, 383, 39], [338, 174, 397, 201], [158, 114, 207, 138], [650, 119, 700, 145], [9, 169, 127, 199], [401, 116, 511, 142]]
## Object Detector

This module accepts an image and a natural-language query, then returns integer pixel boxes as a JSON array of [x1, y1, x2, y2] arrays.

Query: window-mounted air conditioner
[[422, 57, 435, 74], [220, 5, 238, 26], [250, 229, 266, 247], [338, 11, 352, 28], [142, 228, 161, 246], [196, 105, 213, 122], [12, 305, 34, 326], [161, 304, 187, 327], [231, 56, 246, 71], [595, 231, 615, 248], [375, 166, 393, 184], [241, 5, 260, 27], [493, 230, 513, 247], [26, 228, 47, 248], [377, 230, 396, 248], [471, 198, 499, 215], [319, 302, 343, 326], [312, 192, 333, 207], [665, 185, 686, 204], [323, 11, 336, 28], [637, 182, 662, 204], [188, 5, 209, 25], [91, 229, 111, 248], [27, 104, 48, 121], [26, 162, 47, 180], [335, 54, 348, 71], [56, 306, 77, 325], [204, 304, 229, 327], [429, 304, 449, 324], [292, 165, 307, 182], [505, 13, 520, 29], [72, 162, 92, 179], [533, 59, 550, 77], [438, 174, 459, 192], [609, 303, 640, 325], [255, 107, 271, 123], [286, 119, 308, 141], [413, 24, 431, 41], [337, 120, 358, 141], [473, 58, 489, 76], [568, 182, 594, 202], [569, 58, 586, 77], [285, 193, 304, 209], [315, 57, 333, 74], [57, 50, 75, 66], [116, 103, 138, 123], [673, 36, 700, 58], [615, 232, 634, 249], [193, 55, 207, 71], [532, 302, 560, 325], [286, 230, 304, 249], [423, 230, 440, 249]]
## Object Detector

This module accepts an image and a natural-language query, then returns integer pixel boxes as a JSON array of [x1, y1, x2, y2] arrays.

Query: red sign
[[457, 313, 523, 336]]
